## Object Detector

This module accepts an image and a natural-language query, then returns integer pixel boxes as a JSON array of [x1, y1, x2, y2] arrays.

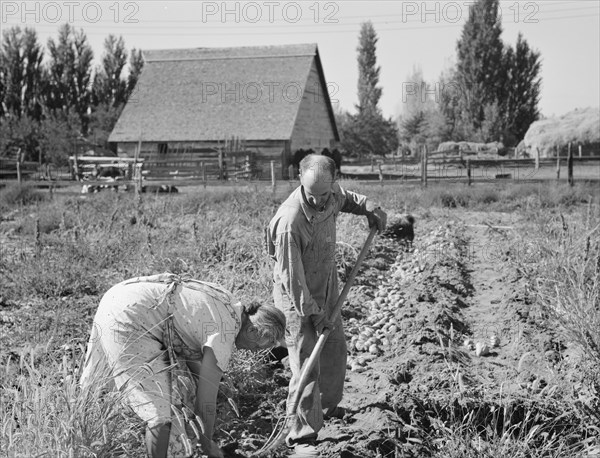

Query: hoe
[[254, 226, 378, 457]]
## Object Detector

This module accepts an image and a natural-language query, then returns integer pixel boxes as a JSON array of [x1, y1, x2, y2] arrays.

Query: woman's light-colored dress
[[80, 273, 242, 457]]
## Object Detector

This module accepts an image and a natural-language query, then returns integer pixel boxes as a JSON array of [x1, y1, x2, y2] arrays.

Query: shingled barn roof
[[109, 43, 337, 143]]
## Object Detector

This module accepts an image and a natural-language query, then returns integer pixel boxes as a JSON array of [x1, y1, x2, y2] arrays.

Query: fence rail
[[2, 154, 599, 190]]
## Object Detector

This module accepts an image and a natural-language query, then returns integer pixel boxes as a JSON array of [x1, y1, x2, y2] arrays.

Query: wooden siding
[[289, 59, 336, 153], [114, 140, 287, 179]]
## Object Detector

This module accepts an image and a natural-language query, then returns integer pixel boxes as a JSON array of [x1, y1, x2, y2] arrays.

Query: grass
[[0, 182, 47, 210], [1, 347, 145, 457], [517, 207, 600, 451], [1, 180, 599, 456], [335, 180, 597, 215]]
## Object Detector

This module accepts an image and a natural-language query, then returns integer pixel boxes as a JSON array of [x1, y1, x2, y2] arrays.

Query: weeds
[[1, 181, 599, 456], [394, 392, 595, 458], [0, 182, 47, 209], [526, 210, 600, 368], [1, 347, 145, 457]]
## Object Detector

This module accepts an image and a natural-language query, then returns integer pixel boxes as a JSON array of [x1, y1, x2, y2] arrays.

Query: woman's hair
[[244, 301, 286, 345]]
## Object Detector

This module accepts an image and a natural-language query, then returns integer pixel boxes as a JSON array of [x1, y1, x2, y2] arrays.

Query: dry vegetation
[[1, 180, 599, 457]]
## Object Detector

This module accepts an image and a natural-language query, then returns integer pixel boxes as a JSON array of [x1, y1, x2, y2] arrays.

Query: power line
[[5, 13, 598, 37], [2, 4, 597, 30]]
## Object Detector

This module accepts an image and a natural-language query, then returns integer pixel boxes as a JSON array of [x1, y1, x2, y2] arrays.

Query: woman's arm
[[187, 347, 223, 457]]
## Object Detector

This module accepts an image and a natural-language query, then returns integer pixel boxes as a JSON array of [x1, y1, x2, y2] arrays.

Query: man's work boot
[[323, 405, 346, 421]]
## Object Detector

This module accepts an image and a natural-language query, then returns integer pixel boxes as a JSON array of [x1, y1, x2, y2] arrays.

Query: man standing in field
[[265, 154, 387, 452]]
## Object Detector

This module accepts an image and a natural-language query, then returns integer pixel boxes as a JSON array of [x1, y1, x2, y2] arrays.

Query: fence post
[[378, 163, 383, 186], [567, 142, 574, 186], [73, 154, 80, 181], [467, 159, 472, 186], [422, 145, 428, 187], [578, 144, 582, 158], [370, 156, 374, 172], [16, 148, 22, 184], [270, 160, 276, 192], [134, 131, 141, 194], [556, 145, 561, 181], [402, 154, 406, 183], [134, 162, 143, 195], [420, 147, 424, 185], [201, 162, 206, 189], [535, 147, 540, 170], [218, 150, 224, 181]]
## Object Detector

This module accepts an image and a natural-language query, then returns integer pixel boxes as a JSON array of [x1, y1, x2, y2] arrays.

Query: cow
[[95, 166, 124, 179], [141, 184, 179, 193], [82, 183, 179, 194], [81, 183, 120, 193]]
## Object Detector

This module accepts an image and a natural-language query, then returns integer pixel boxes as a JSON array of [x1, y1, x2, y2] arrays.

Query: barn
[[108, 43, 339, 179]]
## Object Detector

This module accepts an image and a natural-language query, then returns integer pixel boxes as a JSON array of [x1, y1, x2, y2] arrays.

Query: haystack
[[523, 107, 600, 158], [434, 141, 506, 158]]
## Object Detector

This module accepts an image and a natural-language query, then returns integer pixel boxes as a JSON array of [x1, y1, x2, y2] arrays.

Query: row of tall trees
[[399, 0, 542, 152], [338, 0, 542, 157], [0, 24, 143, 164]]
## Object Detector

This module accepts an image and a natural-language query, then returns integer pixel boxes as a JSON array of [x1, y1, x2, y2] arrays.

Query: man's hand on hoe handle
[[311, 310, 333, 335], [366, 206, 387, 233]]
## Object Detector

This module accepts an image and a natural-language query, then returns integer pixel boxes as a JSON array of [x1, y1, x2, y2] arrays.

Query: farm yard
[[1, 0, 598, 455], [1, 179, 599, 457]]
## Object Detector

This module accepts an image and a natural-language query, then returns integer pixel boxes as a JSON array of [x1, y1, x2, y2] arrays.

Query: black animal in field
[[95, 166, 124, 179], [141, 184, 179, 194], [382, 214, 415, 248], [81, 184, 179, 194], [81, 183, 120, 193]]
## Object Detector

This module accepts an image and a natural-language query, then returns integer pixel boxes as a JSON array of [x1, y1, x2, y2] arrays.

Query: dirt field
[[0, 182, 598, 457], [207, 187, 597, 457], [318, 210, 570, 456]]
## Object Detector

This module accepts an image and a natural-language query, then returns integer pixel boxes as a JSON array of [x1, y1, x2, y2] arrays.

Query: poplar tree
[[92, 34, 128, 108], [341, 22, 398, 157], [357, 21, 382, 115], [126, 48, 144, 101], [502, 33, 541, 142], [45, 24, 94, 133], [0, 27, 44, 120], [455, 0, 505, 136], [453, 0, 541, 144]]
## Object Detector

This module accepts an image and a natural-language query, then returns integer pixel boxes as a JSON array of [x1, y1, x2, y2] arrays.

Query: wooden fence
[[0, 149, 38, 181], [340, 155, 600, 187], [2, 147, 599, 191]]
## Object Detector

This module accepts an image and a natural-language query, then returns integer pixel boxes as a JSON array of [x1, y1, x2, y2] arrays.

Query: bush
[[321, 148, 343, 171], [0, 182, 46, 208]]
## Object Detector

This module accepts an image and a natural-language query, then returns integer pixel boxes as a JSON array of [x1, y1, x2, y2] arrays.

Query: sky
[[1, 0, 599, 120]]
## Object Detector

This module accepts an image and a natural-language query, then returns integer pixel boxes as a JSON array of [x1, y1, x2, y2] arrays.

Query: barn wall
[[114, 140, 288, 179], [290, 59, 336, 154], [116, 142, 158, 158], [243, 141, 287, 179]]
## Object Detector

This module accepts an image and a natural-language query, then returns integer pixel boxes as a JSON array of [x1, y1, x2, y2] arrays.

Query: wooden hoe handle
[[255, 226, 378, 456]]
